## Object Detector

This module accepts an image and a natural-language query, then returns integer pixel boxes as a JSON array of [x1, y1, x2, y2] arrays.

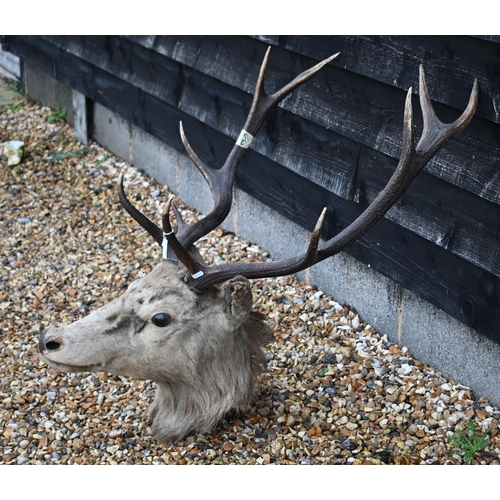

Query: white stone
[[352, 315, 360, 329], [0, 140, 24, 166]]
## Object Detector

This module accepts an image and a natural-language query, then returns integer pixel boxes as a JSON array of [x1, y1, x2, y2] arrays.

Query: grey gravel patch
[[1, 82, 499, 464]]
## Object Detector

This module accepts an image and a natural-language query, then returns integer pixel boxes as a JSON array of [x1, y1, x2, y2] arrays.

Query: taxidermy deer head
[[39, 48, 478, 442]]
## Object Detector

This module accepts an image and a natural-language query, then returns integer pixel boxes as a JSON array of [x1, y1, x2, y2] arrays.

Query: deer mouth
[[40, 356, 104, 374]]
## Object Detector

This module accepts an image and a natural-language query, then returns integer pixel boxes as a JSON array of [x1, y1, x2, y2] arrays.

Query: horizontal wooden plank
[[472, 36, 500, 43], [251, 35, 500, 125], [358, 147, 500, 276], [35, 35, 358, 200], [9, 36, 500, 280], [34, 36, 500, 214], [124, 35, 500, 207], [7, 35, 500, 344]]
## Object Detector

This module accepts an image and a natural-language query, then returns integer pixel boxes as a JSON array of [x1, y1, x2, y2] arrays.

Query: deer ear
[[221, 276, 253, 322]]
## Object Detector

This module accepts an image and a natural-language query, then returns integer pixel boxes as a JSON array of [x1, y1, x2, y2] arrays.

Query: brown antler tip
[[469, 78, 480, 107], [162, 195, 175, 233], [314, 208, 327, 235], [326, 52, 341, 64], [311, 208, 327, 244]]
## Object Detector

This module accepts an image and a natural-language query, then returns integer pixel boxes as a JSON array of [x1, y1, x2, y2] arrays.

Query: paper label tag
[[236, 129, 254, 149], [162, 230, 174, 259], [162, 235, 169, 259]]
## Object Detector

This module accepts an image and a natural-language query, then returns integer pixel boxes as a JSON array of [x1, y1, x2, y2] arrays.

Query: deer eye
[[151, 313, 171, 327]]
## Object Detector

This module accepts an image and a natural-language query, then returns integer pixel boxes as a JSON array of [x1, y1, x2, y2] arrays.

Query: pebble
[[0, 94, 499, 465]]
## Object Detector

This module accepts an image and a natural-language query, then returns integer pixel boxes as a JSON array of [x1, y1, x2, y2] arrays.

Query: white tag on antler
[[162, 231, 174, 259], [236, 129, 254, 149], [162, 235, 168, 259]]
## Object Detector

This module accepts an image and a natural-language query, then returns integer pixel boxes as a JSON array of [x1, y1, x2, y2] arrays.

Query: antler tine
[[183, 208, 328, 291], [162, 197, 205, 277], [175, 49, 340, 249], [170, 200, 191, 233], [242, 49, 341, 137], [179, 121, 215, 194], [184, 67, 478, 292], [417, 65, 479, 158], [118, 172, 163, 246]]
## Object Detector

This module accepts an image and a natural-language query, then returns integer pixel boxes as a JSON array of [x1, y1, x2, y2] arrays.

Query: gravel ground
[[1, 90, 500, 465]]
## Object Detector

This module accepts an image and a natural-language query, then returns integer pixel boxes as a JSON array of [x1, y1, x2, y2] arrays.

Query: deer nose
[[39, 332, 63, 354]]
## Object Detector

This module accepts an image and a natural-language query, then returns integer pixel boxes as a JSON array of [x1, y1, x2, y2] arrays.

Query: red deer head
[[39, 48, 478, 442]]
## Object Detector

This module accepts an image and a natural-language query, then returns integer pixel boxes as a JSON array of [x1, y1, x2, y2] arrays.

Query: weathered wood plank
[[358, 146, 500, 276], [9, 35, 500, 279], [35, 35, 359, 200], [124, 35, 500, 206], [37, 36, 500, 208], [251, 35, 500, 124], [472, 36, 500, 43]]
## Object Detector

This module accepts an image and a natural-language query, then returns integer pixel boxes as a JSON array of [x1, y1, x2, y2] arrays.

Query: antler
[[120, 52, 479, 293], [119, 48, 339, 253]]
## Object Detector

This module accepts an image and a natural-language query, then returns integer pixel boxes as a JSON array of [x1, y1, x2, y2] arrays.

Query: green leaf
[[51, 150, 80, 162], [45, 106, 67, 123], [6, 103, 23, 112], [51, 152, 68, 162], [97, 154, 110, 164], [447, 419, 490, 462], [7, 82, 19, 92]]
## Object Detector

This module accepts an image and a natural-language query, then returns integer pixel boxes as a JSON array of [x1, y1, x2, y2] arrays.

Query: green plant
[[51, 150, 79, 162], [6, 103, 23, 112], [97, 153, 110, 164], [7, 81, 20, 92], [45, 106, 67, 123], [447, 419, 490, 462]]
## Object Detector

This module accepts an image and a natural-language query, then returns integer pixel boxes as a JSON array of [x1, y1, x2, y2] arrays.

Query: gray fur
[[39, 260, 272, 442]]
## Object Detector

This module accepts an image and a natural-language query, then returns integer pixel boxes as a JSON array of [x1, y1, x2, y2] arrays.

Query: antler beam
[[175, 65, 478, 291], [119, 51, 479, 294], [119, 48, 339, 257]]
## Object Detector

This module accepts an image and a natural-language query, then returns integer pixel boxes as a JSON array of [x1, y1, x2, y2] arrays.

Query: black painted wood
[[124, 35, 500, 206], [250, 36, 500, 124], [33, 35, 358, 200], [45, 35, 500, 206], [14, 35, 500, 279], [5, 35, 500, 345], [357, 147, 500, 277]]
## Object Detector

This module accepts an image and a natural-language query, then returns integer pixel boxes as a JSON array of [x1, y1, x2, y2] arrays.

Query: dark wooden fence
[[3, 35, 500, 345]]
